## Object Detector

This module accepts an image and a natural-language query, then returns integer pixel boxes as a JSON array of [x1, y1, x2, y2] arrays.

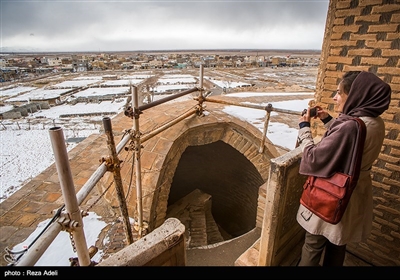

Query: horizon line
[[0, 48, 322, 55]]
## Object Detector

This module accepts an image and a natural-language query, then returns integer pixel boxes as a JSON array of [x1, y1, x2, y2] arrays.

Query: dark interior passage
[[168, 140, 264, 238]]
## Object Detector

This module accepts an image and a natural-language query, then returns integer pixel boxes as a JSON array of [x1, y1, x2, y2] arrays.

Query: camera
[[301, 107, 317, 117]]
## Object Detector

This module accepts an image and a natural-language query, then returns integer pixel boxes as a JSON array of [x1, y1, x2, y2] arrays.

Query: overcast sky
[[1, 0, 329, 52]]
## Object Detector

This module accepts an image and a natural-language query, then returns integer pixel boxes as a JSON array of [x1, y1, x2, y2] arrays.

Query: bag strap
[[349, 117, 366, 185]]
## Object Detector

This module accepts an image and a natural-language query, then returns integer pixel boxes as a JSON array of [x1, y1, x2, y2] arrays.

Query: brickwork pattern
[[97, 99, 280, 233], [314, 0, 400, 266]]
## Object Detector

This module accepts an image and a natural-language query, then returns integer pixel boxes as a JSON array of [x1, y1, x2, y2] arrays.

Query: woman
[[296, 71, 391, 266]]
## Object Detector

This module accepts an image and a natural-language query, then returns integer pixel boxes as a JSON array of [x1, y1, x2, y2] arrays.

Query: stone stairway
[[166, 189, 225, 248]]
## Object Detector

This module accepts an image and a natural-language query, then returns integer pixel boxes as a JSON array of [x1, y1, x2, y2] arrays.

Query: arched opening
[[167, 140, 264, 246]]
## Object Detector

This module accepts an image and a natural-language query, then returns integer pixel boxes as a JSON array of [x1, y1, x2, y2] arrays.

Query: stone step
[[189, 208, 208, 247], [166, 188, 225, 248], [204, 199, 225, 244]]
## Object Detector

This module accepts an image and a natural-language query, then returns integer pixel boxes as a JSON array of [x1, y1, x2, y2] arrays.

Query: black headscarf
[[299, 71, 391, 177], [343, 71, 391, 117]]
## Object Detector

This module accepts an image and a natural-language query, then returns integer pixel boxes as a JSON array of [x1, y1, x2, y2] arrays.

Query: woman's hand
[[299, 106, 329, 124], [315, 106, 329, 120], [299, 109, 311, 123]]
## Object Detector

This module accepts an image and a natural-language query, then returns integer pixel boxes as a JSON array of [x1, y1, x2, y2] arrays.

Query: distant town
[[0, 50, 320, 83]]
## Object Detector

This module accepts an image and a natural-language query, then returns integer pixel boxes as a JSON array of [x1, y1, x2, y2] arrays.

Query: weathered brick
[[365, 40, 393, 49], [391, 230, 400, 239], [332, 25, 361, 33], [387, 32, 400, 40], [376, 205, 400, 216], [333, 18, 345, 25], [390, 148, 400, 157], [327, 56, 355, 64], [1, 211, 22, 225], [9, 200, 29, 212], [347, 49, 374, 57], [372, 166, 392, 177], [355, 14, 381, 22], [393, 77, 400, 85], [359, 0, 383, 6], [372, 4, 400, 14], [140, 150, 158, 170], [368, 24, 399, 33], [385, 156, 400, 170], [383, 177, 400, 187], [326, 63, 339, 70], [336, 0, 351, 9], [42, 192, 62, 203], [377, 67, 400, 75], [384, 139, 400, 148], [381, 49, 400, 57], [378, 154, 400, 164], [371, 229, 394, 241], [360, 57, 388, 65], [375, 216, 399, 231], [385, 121, 400, 130], [329, 47, 342, 56], [383, 192, 400, 203], [13, 213, 41, 227], [392, 13, 400, 22], [335, 7, 363, 17], [324, 77, 338, 85], [342, 65, 369, 72], [389, 84, 400, 91], [373, 181, 391, 191]]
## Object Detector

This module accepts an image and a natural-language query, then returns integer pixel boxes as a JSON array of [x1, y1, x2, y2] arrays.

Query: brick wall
[[314, 0, 400, 266]]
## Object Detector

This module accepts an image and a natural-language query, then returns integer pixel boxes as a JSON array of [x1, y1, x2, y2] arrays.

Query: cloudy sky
[[1, 0, 329, 52]]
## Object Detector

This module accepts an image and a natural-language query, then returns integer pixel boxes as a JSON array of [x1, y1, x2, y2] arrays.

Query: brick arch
[[146, 116, 280, 231], [98, 100, 280, 233]]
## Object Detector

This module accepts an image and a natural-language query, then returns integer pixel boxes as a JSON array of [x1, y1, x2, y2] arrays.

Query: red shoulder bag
[[299, 118, 366, 225]]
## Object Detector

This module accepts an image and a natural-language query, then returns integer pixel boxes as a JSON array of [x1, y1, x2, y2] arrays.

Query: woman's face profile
[[333, 82, 348, 113]]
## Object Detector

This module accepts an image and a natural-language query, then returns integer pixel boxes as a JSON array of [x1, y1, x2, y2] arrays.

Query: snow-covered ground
[[0, 91, 311, 203]]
